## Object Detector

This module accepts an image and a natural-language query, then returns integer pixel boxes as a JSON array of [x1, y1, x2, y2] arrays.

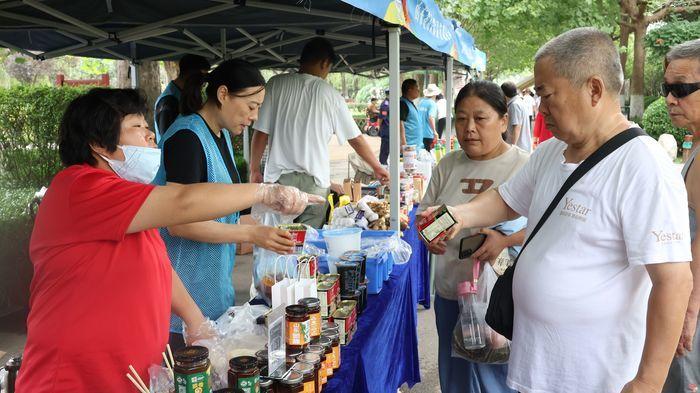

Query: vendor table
[[404, 205, 431, 309], [324, 256, 421, 393], [323, 208, 429, 393]]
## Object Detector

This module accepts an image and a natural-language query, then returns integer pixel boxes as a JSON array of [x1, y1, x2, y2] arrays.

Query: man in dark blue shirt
[[378, 89, 390, 164]]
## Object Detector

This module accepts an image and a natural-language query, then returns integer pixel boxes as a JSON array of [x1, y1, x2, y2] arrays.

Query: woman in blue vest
[[154, 59, 296, 348]]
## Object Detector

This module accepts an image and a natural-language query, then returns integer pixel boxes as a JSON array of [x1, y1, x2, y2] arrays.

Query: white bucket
[[324, 227, 362, 264]]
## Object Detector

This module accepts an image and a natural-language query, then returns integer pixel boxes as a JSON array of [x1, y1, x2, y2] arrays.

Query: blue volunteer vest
[[154, 113, 241, 333], [401, 96, 423, 148], [419, 98, 437, 138], [154, 81, 181, 143]]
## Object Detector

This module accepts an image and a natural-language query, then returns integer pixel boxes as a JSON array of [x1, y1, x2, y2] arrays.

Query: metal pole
[[388, 27, 400, 233], [130, 43, 139, 89], [445, 56, 454, 152], [243, 127, 251, 168]]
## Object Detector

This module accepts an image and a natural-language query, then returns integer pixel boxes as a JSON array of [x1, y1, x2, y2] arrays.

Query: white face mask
[[100, 145, 161, 184]]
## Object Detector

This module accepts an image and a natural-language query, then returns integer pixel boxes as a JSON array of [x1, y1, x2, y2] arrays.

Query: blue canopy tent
[[0, 0, 485, 231]]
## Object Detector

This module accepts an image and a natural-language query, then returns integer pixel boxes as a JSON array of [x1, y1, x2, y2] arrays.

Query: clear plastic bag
[[148, 365, 173, 393], [451, 262, 511, 364], [192, 304, 270, 390], [361, 232, 412, 264]]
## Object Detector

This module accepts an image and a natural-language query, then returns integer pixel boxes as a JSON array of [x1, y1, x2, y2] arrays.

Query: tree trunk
[[341, 72, 348, 98], [115, 60, 130, 88], [136, 61, 162, 128], [163, 61, 179, 82], [629, 18, 647, 120], [352, 76, 359, 99], [619, 16, 631, 76]]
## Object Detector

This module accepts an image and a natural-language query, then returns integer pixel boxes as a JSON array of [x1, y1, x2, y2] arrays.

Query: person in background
[[366, 97, 380, 121], [532, 111, 553, 148], [501, 81, 532, 152], [420, 80, 528, 393], [154, 54, 211, 141], [419, 83, 440, 151], [436, 92, 447, 139], [521, 88, 536, 129], [154, 59, 296, 350], [400, 78, 423, 148], [423, 27, 692, 393], [662, 38, 700, 393], [378, 89, 391, 165], [15, 88, 314, 392], [250, 37, 389, 228]]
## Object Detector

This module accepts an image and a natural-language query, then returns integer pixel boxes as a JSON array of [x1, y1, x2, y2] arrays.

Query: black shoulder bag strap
[[485, 127, 646, 340]]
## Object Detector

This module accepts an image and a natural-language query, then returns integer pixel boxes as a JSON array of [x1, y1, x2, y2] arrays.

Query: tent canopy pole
[[388, 26, 400, 233]]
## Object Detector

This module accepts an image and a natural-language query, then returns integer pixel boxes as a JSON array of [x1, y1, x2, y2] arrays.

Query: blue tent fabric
[[340, 0, 486, 70]]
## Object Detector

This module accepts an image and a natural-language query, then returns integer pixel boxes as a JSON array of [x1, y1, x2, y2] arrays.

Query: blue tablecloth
[[324, 258, 421, 393], [404, 205, 431, 309]]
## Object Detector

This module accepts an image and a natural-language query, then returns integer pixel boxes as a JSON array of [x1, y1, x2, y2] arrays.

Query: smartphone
[[459, 233, 487, 259]]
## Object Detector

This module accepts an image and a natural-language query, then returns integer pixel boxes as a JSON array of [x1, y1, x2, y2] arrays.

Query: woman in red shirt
[[16, 88, 316, 392]]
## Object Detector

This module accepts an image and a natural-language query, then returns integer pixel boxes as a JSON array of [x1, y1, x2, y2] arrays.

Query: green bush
[[642, 96, 688, 147], [0, 86, 88, 189]]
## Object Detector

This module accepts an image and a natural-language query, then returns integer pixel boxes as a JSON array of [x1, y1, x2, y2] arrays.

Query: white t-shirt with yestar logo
[[499, 135, 691, 393]]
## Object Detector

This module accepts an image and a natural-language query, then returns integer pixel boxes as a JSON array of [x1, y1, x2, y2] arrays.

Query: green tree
[[620, 0, 700, 119], [437, 0, 620, 78]]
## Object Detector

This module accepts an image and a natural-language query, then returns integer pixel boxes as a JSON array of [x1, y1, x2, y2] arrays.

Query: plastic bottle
[[457, 260, 487, 350]]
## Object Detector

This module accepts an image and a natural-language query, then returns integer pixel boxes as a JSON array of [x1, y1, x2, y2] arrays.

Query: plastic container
[[365, 254, 385, 294], [457, 281, 486, 350], [323, 228, 362, 263]]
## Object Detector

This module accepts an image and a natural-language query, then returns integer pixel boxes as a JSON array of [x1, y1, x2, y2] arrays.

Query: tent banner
[[341, 0, 485, 70]]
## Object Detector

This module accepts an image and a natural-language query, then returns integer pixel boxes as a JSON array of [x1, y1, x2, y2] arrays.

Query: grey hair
[[666, 39, 700, 64], [535, 27, 623, 94]]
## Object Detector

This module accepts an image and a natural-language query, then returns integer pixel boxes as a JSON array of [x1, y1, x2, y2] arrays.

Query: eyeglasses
[[662, 82, 700, 99]]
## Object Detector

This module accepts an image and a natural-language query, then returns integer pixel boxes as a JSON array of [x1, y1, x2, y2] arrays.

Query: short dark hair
[[500, 81, 518, 98], [402, 79, 418, 96], [456, 80, 508, 118], [58, 88, 148, 167], [300, 37, 337, 65], [181, 59, 265, 115], [370, 98, 377, 102], [178, 54, 211, 77], [436, 93, 444, 100]]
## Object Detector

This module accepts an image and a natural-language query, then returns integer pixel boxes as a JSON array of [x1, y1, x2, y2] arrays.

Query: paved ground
[[0, 134, 442, 392]]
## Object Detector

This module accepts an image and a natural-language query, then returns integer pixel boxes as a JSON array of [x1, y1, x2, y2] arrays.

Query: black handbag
[[485, 127, 646, 340]]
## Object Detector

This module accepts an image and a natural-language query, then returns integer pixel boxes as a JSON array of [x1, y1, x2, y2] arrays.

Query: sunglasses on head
[[662, 82, 700, 99]]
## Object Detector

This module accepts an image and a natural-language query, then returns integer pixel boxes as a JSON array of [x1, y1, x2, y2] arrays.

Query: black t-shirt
[[155, 95, 180, 135], [163, 114, 240, 185]]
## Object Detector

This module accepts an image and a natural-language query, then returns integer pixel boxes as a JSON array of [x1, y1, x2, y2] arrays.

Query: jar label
[[287, 319, 310, 346], [303, 380, 315, 393], [309, 312, 321, 337], [236, 375, 260, 393], [326, 357, 334, 377], [175, 368, 211, 393], [320, 364, 328, 385], [333, 345, 341, 368]]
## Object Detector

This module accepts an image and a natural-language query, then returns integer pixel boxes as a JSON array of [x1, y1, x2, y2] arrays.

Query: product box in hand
[[418, 204, 457, 243]]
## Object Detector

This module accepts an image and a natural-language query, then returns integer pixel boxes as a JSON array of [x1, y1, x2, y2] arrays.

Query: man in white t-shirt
[[421, 27, 693, 393], [251, 38, 389, 228], [501, 81, 532, 153]]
